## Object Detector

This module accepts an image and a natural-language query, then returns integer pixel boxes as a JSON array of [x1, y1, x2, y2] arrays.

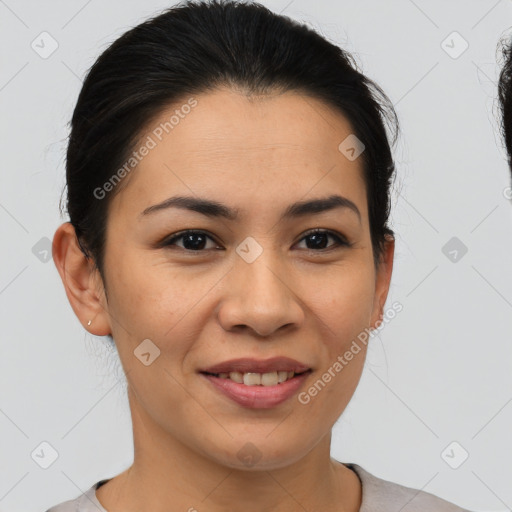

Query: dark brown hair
[[62, 0, 399, 282]]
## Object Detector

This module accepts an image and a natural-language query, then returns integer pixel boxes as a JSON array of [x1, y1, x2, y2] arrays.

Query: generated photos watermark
[[298, 300, 403, 405], [93, 97, 198, 200]]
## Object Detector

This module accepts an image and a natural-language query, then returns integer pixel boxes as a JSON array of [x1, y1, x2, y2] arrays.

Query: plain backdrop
[[1, 0, 512, 511]]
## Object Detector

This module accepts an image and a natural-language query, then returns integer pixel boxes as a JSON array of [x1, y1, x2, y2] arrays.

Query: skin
[[53, 87, 394, 512]]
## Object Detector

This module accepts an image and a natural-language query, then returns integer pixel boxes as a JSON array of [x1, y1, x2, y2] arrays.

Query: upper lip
[[199, 357, 311, 374]]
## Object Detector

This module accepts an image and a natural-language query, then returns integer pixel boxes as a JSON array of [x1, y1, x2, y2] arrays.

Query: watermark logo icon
[[441, 441, 469, 469], [237, 442, 262, 467], [31, 441, 59, 469], [32, 236, 53, 263], [31, 32, 59, 59], [236, 237, 263, 264], [442, 236, 468, 263], [338, 134, 365, 161], [134, 339, 161, 366], [441, 31, 468, 59]]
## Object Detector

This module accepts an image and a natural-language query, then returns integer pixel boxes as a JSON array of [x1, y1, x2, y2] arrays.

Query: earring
[[87, 320, 92, 326]]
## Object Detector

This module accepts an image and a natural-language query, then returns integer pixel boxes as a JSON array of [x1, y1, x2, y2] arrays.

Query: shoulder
[[45, 497, 78, 512], [45, 480, 108, 512], [345, 463, 474, 512]]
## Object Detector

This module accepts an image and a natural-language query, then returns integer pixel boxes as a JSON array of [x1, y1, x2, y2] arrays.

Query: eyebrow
[[140, 194, 361, 223]]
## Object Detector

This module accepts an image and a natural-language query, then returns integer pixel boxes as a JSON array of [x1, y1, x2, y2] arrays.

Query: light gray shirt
[[46, 462, 473, 511]]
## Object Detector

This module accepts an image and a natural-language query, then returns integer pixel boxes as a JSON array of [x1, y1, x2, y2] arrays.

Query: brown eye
[[163, 230, 219, 251], [296, 229, 350, 251], [161, 228, 350, 253]]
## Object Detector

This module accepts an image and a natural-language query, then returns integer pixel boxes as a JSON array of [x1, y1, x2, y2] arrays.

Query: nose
[[216, 249, 305, 338]]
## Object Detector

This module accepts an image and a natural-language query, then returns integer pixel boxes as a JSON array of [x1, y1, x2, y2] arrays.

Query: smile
[[200, 369, 312, 409], [202, 370, 308, 386]]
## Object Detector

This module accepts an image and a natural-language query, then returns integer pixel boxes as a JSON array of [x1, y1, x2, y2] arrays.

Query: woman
[[47, 0, 472, 510]]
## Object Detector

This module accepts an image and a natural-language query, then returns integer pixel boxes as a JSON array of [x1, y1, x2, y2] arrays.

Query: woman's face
[[82, 87, 393, 469]]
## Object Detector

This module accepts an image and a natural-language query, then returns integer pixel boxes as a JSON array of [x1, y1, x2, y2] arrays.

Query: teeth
[[261, 372, 278, 386], [215, 370, 300, 386], [229, 371, 243, 383], [243, 372, 261, 386]]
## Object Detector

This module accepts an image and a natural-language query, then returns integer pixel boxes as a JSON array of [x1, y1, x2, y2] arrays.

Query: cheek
[[308, 264, 375, 342], [105, 254, 216, 371], [105, 249, 185, 328]]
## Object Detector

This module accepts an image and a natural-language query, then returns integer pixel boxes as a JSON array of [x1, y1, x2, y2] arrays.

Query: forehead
[[109, 87, 368, 220]]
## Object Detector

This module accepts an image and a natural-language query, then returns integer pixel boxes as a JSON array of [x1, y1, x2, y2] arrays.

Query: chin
[[205, 437, 314, 472]]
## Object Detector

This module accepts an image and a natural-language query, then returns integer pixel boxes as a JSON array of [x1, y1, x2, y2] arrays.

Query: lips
[[201, 370, 312, 408], [198, 356, 311, 375]]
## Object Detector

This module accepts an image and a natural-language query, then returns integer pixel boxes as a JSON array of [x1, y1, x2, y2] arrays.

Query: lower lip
[[201, 371, 311, 409]]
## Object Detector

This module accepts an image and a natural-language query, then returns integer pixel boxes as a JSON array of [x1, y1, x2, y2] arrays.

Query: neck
[[96, 387, 362, 512]]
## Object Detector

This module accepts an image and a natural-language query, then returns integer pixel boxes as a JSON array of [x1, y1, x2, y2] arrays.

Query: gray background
[[1, 0, 512, 510]]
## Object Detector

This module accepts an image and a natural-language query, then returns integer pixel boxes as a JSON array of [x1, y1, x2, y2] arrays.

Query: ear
[[369, 234, 395, 329], [52, 222, 112, 336]]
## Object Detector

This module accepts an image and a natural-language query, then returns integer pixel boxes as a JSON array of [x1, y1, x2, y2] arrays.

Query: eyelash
[[161, 228, 351, 253]]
